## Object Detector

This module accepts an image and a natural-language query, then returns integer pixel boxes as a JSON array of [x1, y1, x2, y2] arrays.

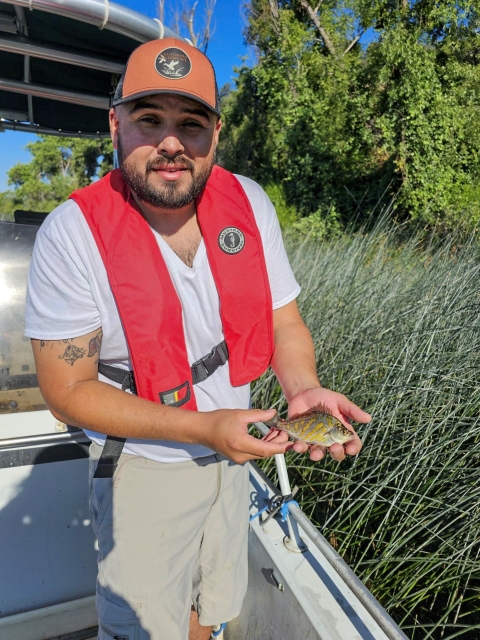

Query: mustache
[[146, 156, 195, 173]]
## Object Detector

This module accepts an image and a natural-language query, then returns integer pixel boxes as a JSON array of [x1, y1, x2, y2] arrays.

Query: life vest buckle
[[191, 340, 229, 384]]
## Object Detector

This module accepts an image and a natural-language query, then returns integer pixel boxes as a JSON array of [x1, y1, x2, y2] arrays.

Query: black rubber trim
[[49, 627, 99, 640], [0, 442, 89, 469]]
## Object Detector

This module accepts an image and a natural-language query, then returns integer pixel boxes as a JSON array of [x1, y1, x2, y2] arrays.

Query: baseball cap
[[112, 37, 220, 116]]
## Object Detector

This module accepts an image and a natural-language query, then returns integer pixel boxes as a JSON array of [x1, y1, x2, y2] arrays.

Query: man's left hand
[[263, 387, 371, 462]]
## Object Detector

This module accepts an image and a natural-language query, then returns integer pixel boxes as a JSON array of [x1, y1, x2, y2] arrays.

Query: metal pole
[[0, 121, 111, 137], [0, 430, 89, 449], [0, 33, 126, 73], [2, 0, 181, 43], [254, 422, 307, 552], [13, 5, 34, 125], [0, 77, 110, 110]]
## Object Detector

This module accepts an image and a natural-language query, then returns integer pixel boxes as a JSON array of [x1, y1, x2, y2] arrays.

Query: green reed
[[253, 221, 480, 639]]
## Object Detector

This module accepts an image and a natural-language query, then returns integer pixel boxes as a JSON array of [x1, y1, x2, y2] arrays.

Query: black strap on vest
[[97, 363, 138, 395], [92, 436, 126, 478], [93, 340, 229, 478]]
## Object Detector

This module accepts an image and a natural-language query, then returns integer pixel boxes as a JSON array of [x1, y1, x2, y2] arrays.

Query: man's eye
[[184, 121, 203, 128]]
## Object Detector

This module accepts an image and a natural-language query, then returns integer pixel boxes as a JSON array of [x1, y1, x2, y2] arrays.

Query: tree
[[218, 0, 480, 235], [161, 0, 216, 53], [219, 0, 374, 231], [361, 0, 480, 231], [0, 136, 113, 216]]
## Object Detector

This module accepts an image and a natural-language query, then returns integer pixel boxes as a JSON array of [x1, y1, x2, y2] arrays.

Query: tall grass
[[253, 221, 480, 639]]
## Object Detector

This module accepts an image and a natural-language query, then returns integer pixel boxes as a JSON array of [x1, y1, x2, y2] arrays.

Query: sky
[[0, 0, 250, 191]]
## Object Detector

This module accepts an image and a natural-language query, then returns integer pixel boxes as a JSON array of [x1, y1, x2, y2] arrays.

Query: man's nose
[[156, 132, 184, 157]]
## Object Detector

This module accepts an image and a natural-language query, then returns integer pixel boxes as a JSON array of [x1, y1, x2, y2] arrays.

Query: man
[[25, 38, 371, 640]]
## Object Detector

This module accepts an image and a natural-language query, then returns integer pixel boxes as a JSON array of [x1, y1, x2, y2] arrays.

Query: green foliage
[[0, 191, 15, 221], [0, 136, 113, 215], [253, 227, 480, 638], [263, 182, 298, 227], [218, 0, 480, 235], [290, 203, 342, 239]]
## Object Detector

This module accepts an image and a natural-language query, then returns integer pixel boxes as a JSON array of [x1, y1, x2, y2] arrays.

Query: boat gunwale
[[250, 458, 408, 640]]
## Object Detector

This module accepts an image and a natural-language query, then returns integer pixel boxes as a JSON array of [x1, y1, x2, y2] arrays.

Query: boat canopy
[[0, 0, 182, 137]]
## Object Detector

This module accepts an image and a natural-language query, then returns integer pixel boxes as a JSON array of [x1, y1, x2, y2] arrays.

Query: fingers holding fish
[[291, 439, 309, 455], [262, 427, 289, 444], [342, 430, 363, 457], [289, 439, 350, 462], [201, 408, 291, 463], [306, 444, 326, 462], [285, 387, 369, 458], [264, 424, 359, 461], [285, 439, 325, 460], [261, 426, 321, 458], [309, 420, 361, 460], [262, 391, 366, 461], [329, 442, 349, 461]]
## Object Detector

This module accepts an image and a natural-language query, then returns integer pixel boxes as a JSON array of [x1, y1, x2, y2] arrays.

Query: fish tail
[[263, 414, 279, 428]]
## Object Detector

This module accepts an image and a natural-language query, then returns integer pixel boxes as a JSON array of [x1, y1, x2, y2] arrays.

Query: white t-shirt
[[25, 174, 300, 462]]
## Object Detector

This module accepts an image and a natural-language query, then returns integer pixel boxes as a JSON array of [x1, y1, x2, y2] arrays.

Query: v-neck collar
[[153, 229, 206, 275]]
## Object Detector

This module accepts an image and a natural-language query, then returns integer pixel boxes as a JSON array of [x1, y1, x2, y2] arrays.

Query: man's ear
[[109, 108, 119, 149], [214, 117, 222, 144]]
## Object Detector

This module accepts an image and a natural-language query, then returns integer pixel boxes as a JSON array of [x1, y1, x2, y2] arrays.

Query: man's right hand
[[32, 330, 290, 464], [195, 408, 290, 464]]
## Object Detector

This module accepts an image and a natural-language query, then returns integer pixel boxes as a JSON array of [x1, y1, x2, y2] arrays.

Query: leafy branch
[[299, 0, 363, 57]]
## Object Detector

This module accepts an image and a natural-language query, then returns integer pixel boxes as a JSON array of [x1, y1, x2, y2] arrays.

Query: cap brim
[[112, 88, 220, 117]]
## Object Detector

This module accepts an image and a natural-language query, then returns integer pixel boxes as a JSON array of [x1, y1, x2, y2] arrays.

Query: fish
[[264, 402, 355, 447]]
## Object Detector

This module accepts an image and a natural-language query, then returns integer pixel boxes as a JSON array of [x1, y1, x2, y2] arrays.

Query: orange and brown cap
[[112, 38, 220, 116]]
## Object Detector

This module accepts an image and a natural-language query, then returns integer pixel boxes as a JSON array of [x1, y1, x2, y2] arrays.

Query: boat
[[0, 2, 409, 638]]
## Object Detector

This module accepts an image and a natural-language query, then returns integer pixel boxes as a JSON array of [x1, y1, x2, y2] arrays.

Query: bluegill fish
[[264, 403, 354, 447]]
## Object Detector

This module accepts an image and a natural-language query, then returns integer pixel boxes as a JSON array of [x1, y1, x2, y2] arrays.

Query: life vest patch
[[218, 227, 245, 254], [159, 380, 191, 407]]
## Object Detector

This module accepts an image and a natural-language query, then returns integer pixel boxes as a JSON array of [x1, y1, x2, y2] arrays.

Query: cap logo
[[218, 227, 245, 255], [155, 47, 192, 80]]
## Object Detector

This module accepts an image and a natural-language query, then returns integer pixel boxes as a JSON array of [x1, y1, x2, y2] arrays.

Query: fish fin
[[289, 402, 333, 420]]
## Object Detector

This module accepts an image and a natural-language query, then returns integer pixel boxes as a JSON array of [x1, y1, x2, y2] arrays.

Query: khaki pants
[[88, 442, 249, 640]]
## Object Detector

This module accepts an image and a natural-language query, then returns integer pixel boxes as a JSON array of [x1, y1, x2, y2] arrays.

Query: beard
[[117, 135, 215, 209]]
